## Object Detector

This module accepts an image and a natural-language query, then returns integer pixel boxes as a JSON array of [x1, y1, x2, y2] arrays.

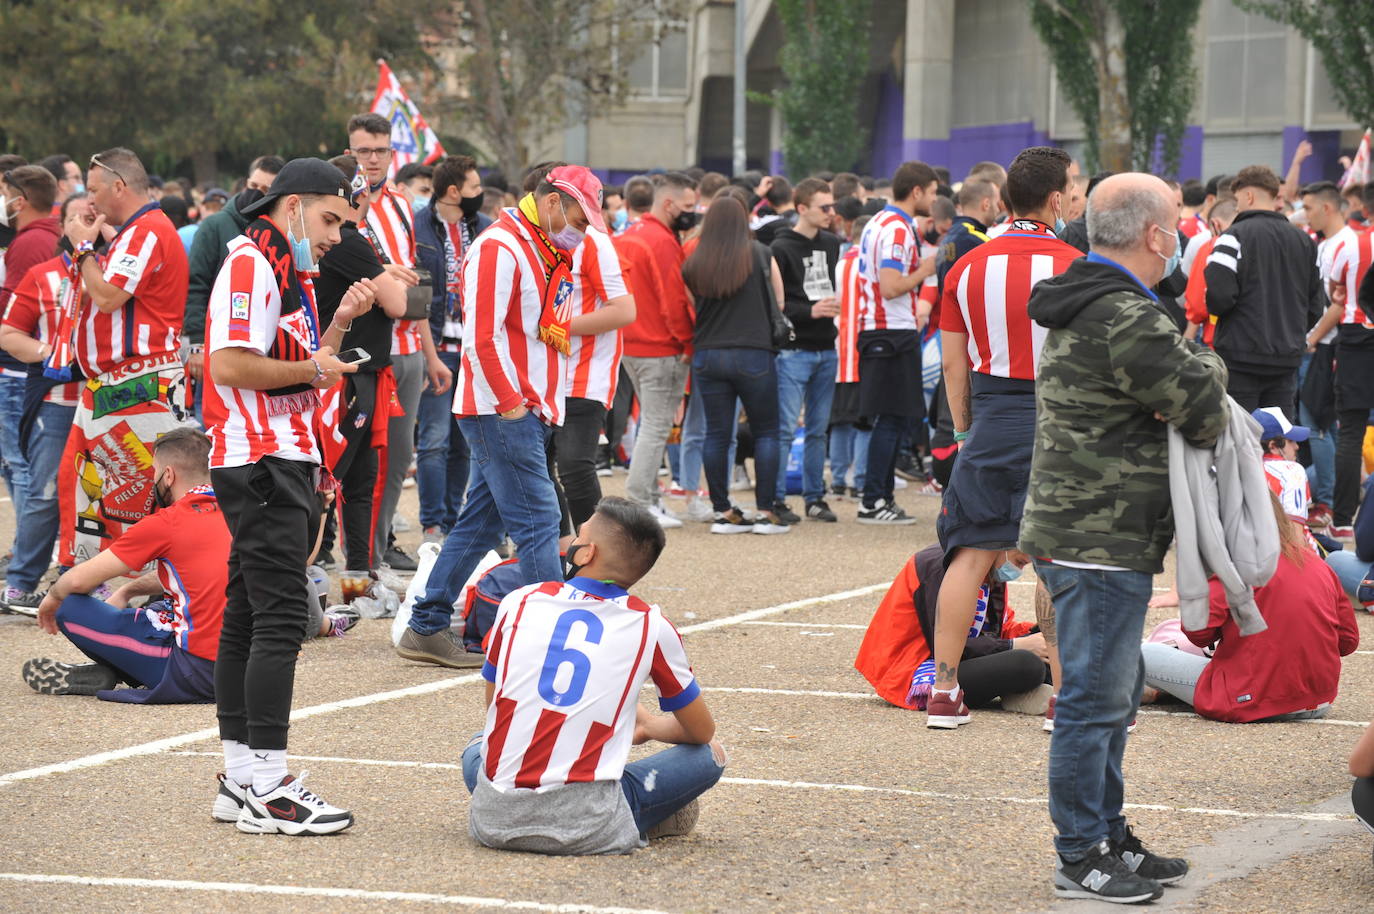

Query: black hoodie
[[770, 227, 841, 350]]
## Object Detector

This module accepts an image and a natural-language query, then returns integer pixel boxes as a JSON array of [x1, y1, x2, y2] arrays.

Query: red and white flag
[[1340, 128, 1370, 190], [370, 59, 446, 179]]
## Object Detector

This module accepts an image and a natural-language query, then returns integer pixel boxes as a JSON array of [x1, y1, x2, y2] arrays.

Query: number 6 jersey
[[479, 577, 699, 792]]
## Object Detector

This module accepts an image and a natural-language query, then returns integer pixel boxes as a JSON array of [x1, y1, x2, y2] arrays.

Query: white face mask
[[0, 194, 17, 229]]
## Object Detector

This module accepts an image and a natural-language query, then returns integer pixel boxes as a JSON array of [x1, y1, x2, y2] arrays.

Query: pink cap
[[547, 165, 606, 233]]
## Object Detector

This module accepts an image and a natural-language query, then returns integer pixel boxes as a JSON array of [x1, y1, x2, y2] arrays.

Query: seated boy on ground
[[462, 496, 726, 855], [24, 428, 228, 702]]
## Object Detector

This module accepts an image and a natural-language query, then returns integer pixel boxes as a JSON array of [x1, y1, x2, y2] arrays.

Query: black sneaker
[[1113, 827, 1188, 885], [1054, 840, 1163, 903], [772, 502, 801, 525], [805, 500, 838, 522], [382, 546, 419, 572], [315, 550, 338, 572], [894, 451, 922, 481], [829, 483, 849, 501], [22, 658, 119, 695], [856, 499, 917, 525], [710, 508, 754, 535], [2, 587, 44, 616]]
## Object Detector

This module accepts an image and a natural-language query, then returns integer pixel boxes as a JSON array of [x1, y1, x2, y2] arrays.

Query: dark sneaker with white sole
[[805, 500, 838, 522], [2, 588, 44, 616], [772, 503, 802, 525], [213, 773, 249, 822], [1113, 827, 1188, 885], [857, 499, 916, 525], [1055, 839, 1163, 903], [22, 657, 119, 695], [236, 771, 354, 836], [396, 627, 485, 668]]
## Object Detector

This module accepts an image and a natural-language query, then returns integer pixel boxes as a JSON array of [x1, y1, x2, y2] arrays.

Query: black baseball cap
[[241, 157, 352, 218]]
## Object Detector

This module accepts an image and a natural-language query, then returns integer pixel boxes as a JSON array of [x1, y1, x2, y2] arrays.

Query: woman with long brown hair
[[681, 196, 789, 534]]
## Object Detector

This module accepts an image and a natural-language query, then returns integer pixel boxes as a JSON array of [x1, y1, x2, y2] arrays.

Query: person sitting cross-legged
[[462, 496, 727, 854], [24, 428, 229, 703]]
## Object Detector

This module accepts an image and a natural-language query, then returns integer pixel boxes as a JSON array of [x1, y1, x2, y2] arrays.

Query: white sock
[[222, 740, 253, 787], [932, 686, 961, 700], [250, 748, 289, 796]]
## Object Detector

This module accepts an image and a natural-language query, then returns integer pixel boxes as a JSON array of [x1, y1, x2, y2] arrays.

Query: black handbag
[[754, 243, 794, 348]]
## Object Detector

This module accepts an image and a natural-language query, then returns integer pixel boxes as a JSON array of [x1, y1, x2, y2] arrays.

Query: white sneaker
[[751, 513, 792, 535], [893, 476, 909, 490], [212, 773, 248, 822], [730, 466, 752, 491], [685, 495, 714, 523], [392, 512, 413, 533], [236, 771, 354, 836], [649, 504, 684, 529]]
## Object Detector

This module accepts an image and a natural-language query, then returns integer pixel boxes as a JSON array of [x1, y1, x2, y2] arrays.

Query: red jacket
[[1189, 544, 1359, 722], [1, 215, 61, 302], [619, 214, 694, 358]]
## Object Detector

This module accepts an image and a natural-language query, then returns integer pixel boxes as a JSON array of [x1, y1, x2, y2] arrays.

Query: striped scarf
[[907, 584, 991, 710], [43, 252, 81, 382], [515, 193, 574, 356]]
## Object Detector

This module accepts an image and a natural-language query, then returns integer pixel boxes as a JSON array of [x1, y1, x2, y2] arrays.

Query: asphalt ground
[[1, 471, 1371, 914]]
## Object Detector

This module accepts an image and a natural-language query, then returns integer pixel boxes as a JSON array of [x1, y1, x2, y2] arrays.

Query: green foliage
[[1239, 0, 1374, 128], [773, 0, 871, 177], [0, 0, 437, 181], [1029, 0, 1200, 174]]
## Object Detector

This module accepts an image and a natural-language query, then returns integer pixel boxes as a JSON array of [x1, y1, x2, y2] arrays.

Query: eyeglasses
[[351, 147, 393, 160], [89, 153, 126, 185]]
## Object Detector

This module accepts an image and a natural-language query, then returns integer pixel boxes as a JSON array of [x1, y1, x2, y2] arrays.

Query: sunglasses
[[812, 203, 835, 213], [89, 153, 126, 185]]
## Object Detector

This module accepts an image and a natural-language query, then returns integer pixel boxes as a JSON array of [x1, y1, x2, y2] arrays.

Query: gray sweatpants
[[373, 351, 426, 563]]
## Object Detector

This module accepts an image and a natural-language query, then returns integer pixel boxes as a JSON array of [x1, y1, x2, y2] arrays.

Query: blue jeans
[[828, 423, 870, 491], [774, 349, 837, 504], [416, 351, 470, 531], [692, 348, 780, 514], [0, 375, 30, 524], [407, 412, 562, 636], [679, 384, 739, 494], [9, 402, 75, 590], [1298, 352, 1336, 506], [1326, 550, 1372, 602], [862, 414, 909, 507], [56, 593, 172, 688], [1034, 560, 1152, 858], [463, 737, 725, 835]]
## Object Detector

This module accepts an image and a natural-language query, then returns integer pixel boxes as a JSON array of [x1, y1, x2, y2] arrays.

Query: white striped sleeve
[[1207, 233, 1240, 273]]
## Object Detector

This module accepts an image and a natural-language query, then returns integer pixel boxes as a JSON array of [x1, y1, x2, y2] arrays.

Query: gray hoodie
[[1167, 399, 1277, 636]]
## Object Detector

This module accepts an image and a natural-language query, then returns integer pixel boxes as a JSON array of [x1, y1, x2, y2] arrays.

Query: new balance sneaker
[[2, 588, 44, 616], [213, 773, 248, 822], [646, 798, 700, 839], [857, 500, 916, 525], [685, 495, 714, 524], [1054, 840, 1163, 903], [752, 512, 792, 535], [1113, 826, 1189, 885], [710, 508, 754, 535], [22, 658, 119, 695], [236, 771, 354, 836], [925, 689, 972, 729], [805, 500, 838, 523], [772, 502, 802, 525], [649, 503, 684, 529]]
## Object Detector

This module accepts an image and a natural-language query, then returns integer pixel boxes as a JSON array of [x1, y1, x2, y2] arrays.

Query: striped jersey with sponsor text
[[855, 205, 919, 332], [835, 246, 862, 382]]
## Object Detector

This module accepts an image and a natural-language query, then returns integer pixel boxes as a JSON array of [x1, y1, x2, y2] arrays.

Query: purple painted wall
[[943, 122, 1049, 176], [870, 70, 906, 179], [1148, 125, 1203, 180], [770, 148, 785, 176], [1283, 126, 1345, 184]]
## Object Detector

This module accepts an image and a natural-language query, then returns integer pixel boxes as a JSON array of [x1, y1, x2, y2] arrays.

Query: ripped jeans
[[462, 733, 726, 835]]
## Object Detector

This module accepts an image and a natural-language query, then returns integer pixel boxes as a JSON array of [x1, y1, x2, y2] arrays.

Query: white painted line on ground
[[703, 686, 879, 701], [0, 673, 482, 788], [0, 873, 673, 914], [164, 751, 1353, 823], [1134, 708, 1369, 728], [678, 583, 886, 634], [742, 621, 868, 630]]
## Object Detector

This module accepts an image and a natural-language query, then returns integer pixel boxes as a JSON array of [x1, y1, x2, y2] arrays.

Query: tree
[[0, 0, 436, 183], [770, 0, 871, 177], [1237, 0, 1374, 129], [437, 0, 684, 182], [1029, 0, 1200, 174]]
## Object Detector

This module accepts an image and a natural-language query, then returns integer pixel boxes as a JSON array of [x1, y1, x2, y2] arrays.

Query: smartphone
[[336, 347, 370, 365]]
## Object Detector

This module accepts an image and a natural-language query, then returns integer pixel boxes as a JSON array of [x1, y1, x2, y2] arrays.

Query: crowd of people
[[2, 125, 1372, 892]]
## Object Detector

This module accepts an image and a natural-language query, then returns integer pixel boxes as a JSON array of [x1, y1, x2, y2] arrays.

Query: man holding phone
[[314, 155, 413, 581]]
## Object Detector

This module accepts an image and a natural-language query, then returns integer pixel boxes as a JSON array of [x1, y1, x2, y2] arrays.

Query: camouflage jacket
[[1018, 256, 1230, 574]]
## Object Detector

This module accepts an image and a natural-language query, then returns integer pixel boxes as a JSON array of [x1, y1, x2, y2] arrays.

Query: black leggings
[[321, 372, 379, 570], [1355, 777, 1374, 834], [1335, 406, 1368, 526], [958, 649, 1051, 709]]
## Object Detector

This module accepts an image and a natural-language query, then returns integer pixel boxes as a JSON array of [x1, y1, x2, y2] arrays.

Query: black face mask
[[563, 542, 589, 580], [923, 226, 940, 245], [152, 471, 174, 510], [672, 210, 700, 233], [459, 192, 484, 220]]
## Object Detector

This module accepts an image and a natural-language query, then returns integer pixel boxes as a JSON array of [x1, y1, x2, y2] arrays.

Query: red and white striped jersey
[[480, 578, 699, 791], [834, 246, 862, 383], [2, 254, 82, 405], [917, 238, 939, 310], [363, 186, 421, 356], [79, 204, 187, 377], [1179, 213, 1208, 239], [939, 220, 1080, 381], [855, 205, 919, 331], [566, 228, 629, 407], [1331, 227, 1373, 324], [454, 209, 567, 425], [204, 234, 322, 468]]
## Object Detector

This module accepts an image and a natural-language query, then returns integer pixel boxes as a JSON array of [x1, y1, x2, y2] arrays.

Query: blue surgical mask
[[289, 205, 316, 273], [1054, 216, 1066, 234], [413, 195, 431, 211], [72, 182, 86, 195], [1155, 225, 1181, 277], [551, 198, 585, 251], [993, 561, 1023, 583], [612, 208, 629, 232]]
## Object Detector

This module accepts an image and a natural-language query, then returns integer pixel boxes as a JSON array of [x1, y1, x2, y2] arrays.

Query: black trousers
[[320, 372, 379, 570], [1334, 406, 1369, 526], [958, 648, 1051, 709], [1225, 365, 1296, 413], [213, 457, 315, 750], [554, 396, 608, 530]]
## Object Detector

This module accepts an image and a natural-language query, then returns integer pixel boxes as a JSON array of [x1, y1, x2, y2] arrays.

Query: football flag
[[370, 58, 446, 178], [1339, 128, 1370, 190]]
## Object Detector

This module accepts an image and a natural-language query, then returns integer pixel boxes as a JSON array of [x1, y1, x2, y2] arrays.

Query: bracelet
[[953, 430, 970, 442], [333, 318, 353, 332], [309, 357, 326, 384]]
